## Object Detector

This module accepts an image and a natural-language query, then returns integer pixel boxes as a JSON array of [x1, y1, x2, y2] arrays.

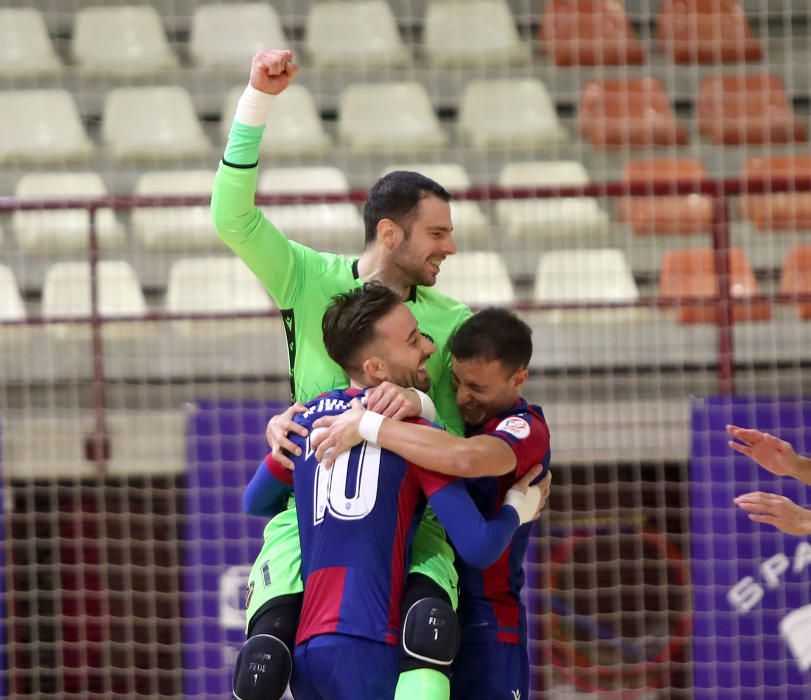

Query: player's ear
[[362, 355, 387, 384], [376, 218, 401, 249], [511, 367, 529, 390]]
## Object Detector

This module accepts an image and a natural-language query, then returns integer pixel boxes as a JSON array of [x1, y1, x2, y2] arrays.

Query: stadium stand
[[655, 0, 764, 64], [424, 0, 530, 67], [658, 247, 772, 323], [433, 251, 515, 305], [0, 8, 61, 78], [578, 77, 689, 147], [617, 158, 714, 235], [72, 6, 178, 76], [739, 155, 811, 230], [306, 0, 410, 68], [12, 172, 124, 253], [190, 3, 287, 71], [540, 0, 646, 66], [697, 73, 808, 145]]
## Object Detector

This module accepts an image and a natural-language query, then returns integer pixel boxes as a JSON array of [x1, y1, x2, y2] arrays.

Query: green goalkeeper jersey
[[211, 155, 470, 435]]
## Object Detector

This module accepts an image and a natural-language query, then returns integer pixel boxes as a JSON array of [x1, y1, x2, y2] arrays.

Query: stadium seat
[[656, 0, 763, 64], [540, 0, 645, 66], [72, 6, 177, 75], [423, 0, 530, 67], [658, 248, 771, 323], [221, 84, 331, 158], [102, 87, 210, 161], [338, 82, 446, 154], [617, 158, 713, 235], [0, 8, 62, 78], [0, 265, 25, 323], [0, 90, 93, 164], [697, 74, 807, 146], [780, 245, 811, 320], [258, 166, 363, 253], [306, 1, 410, 68], [380, 163, 490, 240], [434, 252, 514, 306], [166, 257, 276, 336], [533, 249, 640, 323], [190, 3, 287, 71], [42, 261, 148, 339], [132, 170, 218, 251], [739, 156, 811, 231], [12, 173, 125, 253], [578, 78, 688, 147], [496, 161, 609, 239], [459, 79, 568, 151]]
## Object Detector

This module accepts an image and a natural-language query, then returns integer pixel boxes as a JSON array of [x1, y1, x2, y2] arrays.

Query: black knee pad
[[401, 597, 459, 668], [232, 634, 291, 700]]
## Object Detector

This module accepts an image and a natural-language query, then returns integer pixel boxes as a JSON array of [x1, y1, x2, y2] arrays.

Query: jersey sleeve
[[242, 454, 294, 518], [211, 160, 325, 309], [427, 480, 520, 569], [489, 413, 551, 481]]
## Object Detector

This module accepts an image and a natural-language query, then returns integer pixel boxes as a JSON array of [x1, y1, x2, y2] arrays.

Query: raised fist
[[250, 49, 298, 95]]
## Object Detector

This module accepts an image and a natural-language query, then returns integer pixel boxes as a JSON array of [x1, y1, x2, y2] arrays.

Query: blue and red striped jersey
[[457, 398, 552, 645], [266, 389, 457, 647]]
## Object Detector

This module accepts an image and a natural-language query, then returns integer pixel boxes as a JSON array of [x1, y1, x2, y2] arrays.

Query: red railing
[[2, 175, 811, 471]]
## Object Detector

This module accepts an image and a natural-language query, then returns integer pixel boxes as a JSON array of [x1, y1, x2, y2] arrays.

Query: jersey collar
[[352, 259, 418, 303]]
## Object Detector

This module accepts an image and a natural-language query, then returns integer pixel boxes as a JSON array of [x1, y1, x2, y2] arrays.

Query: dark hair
[[363, 170, 451, 247], [450, 307, 532, 374], [322, 282, 402, 373]]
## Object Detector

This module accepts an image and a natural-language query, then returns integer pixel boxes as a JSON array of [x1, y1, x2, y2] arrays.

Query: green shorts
[[244, 504, 458, 631]]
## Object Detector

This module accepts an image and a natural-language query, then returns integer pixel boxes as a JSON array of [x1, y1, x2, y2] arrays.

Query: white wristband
[[358, 411, 385, 445], [503, 485, 542, 526], [413, 389, 436, 422], [234, 84, 275, 127]]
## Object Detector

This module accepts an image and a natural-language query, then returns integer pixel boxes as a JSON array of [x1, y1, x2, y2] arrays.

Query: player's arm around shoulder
[[243, 454, 294, 518]]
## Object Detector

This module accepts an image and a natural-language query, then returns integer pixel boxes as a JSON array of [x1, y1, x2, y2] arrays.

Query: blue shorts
[[451, 638, 529, 700], [292, 635, 399, 700]]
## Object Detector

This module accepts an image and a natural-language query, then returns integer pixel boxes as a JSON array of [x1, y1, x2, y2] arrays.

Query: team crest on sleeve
[[496, 416, 530, 439]]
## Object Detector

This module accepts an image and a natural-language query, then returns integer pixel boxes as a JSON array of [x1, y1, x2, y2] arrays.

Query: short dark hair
[[363, 170, 451, 247], [322, 282, 402, 374], [450, 308, 532, 374]]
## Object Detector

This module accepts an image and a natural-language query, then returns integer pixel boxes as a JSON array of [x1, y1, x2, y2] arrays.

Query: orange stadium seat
[[656, 0, 763, 64], [780, 246, 811, 320], [659, 247, 771, 323], [739, 156, 811, 231], [697, 74, 807, 146], [578, 78, 688, 147], [617, 158, 713, 235], [539, 0, 645, 66]]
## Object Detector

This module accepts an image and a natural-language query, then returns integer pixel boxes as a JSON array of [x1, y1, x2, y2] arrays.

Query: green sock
[[394, 668, 450, 700]]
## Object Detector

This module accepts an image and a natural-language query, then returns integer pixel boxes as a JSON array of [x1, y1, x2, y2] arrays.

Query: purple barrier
[[182, 399, 288, 698], [690, 397, 811, 699]]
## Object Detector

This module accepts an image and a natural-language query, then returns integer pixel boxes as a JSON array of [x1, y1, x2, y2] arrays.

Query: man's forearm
[[794, 455, 811, 485], [376, 419, 515, 478]]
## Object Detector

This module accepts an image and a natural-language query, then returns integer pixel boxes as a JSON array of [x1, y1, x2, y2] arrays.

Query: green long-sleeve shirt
[[211, 128, 470, 435]]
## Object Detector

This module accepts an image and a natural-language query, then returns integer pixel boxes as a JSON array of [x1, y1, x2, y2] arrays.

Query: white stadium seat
[[0, 90, 93, 164], [434, 252, 514, 305], [72, 6, 177, 75], [102, 87, 209, 161], [132, 170, 218, 251], [339, 82, 446, 154], [42, 261, 147, 339], [0, 265, 25, 322], [12, 173, 125, 253], [380, 163, 490, 240], [459, 79, 568, 151], [306, 0, 410, 68], [190, 3, 287, 71], [0, 9, 61, 78], [533, 249, 640, 323], [221, 84, 331, 158], [424, 0, 529, 67], [166, 257, 277, 337], [259, 167, 363, 253], [496, 161, 609, 239]]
